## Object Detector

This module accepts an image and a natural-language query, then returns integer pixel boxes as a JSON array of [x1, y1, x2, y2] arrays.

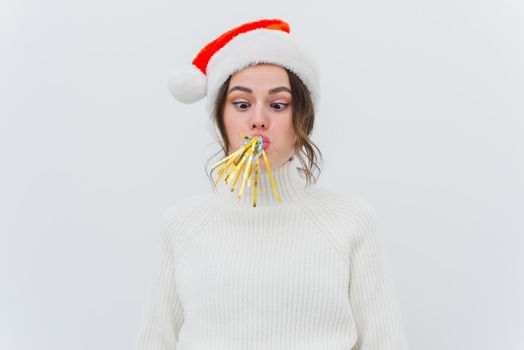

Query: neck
[[213, 156, 312, 208]]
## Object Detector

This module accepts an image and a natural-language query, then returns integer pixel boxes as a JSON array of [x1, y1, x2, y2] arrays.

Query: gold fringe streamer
[[211, 132, 281, 207]]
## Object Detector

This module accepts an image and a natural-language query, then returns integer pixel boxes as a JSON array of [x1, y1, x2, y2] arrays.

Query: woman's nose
[[251, 120, 266, 129], [250, 105, 268, 130]]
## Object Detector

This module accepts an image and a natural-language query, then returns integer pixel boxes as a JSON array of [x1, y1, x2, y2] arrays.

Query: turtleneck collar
[[213, 156, 313, 208]]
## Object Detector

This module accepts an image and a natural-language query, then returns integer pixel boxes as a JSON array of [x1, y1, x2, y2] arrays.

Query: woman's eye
[[271, 103, 289, 111], [232, 101, 289, 111], [233, 101, 250, 110]]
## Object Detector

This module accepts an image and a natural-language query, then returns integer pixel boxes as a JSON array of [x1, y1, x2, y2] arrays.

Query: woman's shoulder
[[160, 192, 222, 230], [309, 183, 378, 226], [303, 184, 381, 250], [311, 183, 376, 213]]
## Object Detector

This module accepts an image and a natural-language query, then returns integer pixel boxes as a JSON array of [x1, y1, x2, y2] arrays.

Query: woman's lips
[[253, 134, 270, 150]]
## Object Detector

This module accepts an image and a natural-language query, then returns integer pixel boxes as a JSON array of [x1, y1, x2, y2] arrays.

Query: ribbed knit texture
[[135, 157, 408, 350]]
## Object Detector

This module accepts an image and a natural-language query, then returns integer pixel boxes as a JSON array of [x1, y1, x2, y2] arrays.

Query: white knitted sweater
[[135, 157, 408, 350]]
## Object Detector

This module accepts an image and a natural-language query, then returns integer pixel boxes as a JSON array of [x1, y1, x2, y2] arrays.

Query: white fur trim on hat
[[204, 29, 321, 115]]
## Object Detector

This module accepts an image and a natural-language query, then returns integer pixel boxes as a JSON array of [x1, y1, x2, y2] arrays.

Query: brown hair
[[205, 64, 323, 189]]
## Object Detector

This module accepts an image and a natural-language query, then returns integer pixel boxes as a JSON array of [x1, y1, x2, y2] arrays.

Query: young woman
[[136, 18, 408, 350]]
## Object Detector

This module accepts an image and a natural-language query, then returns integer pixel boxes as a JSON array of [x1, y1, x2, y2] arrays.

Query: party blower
[[211, 133, 281, 207]]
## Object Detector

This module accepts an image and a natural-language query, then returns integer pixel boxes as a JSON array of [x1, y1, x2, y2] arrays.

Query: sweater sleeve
[[135, 210, 185, 350], [348, 204, 409, 350]]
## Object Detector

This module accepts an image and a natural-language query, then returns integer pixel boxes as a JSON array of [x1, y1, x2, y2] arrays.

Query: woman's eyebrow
[[228, 86, 292, 95], [269, 86, 292, 95]]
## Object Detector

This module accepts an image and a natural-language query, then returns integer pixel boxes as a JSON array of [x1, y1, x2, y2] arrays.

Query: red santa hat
[[168, 18, 321, 115]]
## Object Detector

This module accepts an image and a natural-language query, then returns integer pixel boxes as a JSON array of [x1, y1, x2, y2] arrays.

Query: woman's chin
[[258, 154, 289, 173]]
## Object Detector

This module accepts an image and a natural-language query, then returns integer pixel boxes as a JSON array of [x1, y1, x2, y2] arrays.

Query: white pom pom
[[168, 64, 207, 103]]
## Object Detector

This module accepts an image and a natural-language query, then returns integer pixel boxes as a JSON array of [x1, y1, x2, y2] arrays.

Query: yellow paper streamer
[[211, 132, 281, 207]]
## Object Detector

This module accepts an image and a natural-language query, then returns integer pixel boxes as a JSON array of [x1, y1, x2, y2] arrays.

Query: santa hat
[[168, 18, 321, 115]]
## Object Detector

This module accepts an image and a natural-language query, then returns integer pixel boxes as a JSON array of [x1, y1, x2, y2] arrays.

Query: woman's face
[[223, 63, 296, 172]]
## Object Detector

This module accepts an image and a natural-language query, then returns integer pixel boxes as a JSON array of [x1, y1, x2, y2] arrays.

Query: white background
[[1, 0, 523, 349]]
